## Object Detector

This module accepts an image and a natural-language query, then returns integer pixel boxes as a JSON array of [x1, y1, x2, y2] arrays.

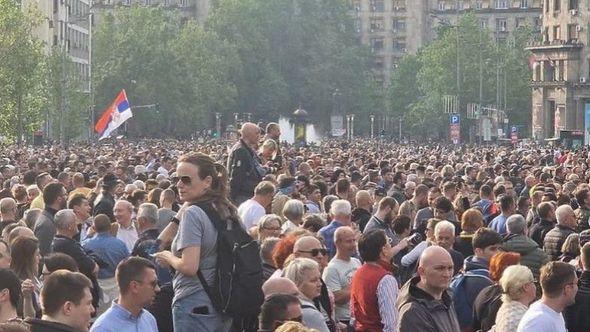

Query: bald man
[[397, 246, 460, 332], [7, 226, 35, 245], [227, 122, 264, 205], [262, 277, 299, 298], [323, 227, 361, 324]]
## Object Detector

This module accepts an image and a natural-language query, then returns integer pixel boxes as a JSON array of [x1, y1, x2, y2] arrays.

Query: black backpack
[[193, 202, 264, 318]]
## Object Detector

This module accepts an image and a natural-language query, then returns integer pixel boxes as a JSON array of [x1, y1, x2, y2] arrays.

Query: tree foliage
[[388, 13, 534, 139], [0, 0, 45, 143]]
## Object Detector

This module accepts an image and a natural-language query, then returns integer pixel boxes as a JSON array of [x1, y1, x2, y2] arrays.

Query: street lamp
[[370, 114, 375, 139], [215, 112, 222, 138]]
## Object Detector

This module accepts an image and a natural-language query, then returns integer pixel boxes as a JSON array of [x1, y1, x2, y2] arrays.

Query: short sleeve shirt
[[171, 205, 218, 302]]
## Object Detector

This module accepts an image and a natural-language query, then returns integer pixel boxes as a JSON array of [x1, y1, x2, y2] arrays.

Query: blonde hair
[[275, 321, 316, 332], [500, 265, 534, 302], [282, 257, 319, 287]]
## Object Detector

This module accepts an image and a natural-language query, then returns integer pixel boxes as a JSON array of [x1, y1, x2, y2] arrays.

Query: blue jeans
[[172, 289, 232, 332]]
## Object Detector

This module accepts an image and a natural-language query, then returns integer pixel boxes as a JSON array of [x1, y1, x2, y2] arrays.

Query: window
[[569, 0, 578, 10], [554, 0, 561, 11], [495, 0, 508, 9], [393, 39, 406, 51], [392, 19, 406, 32], [553, 25, 561, 40], [457, 1, 464, 10], [475, 1, 483, 9], [374, 57, 384, 70], [371, 38, 384, 52], [438, 1, 445, 10], [534, 17, 542, 31], [480, 19, 488, 29], [496, 18, 507, 32], [392, 0, 406, 10], [568, 24, 578, 41], [370, 18, 384, 32], [516, 17, 526, 28], [370, 0, 384, 12], [520, 0, 529, 8]]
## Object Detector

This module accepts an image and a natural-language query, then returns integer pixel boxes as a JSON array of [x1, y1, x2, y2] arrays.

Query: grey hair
[[506, 214, 527, 235], [283, 199, 305, 221], [259, 214, 282, 229], [137, 203, 158, 225], [282, 257, 319, 286], [329, 199, 351, 217], [434, 220, 455, 236], [54, 209, 77, 231]]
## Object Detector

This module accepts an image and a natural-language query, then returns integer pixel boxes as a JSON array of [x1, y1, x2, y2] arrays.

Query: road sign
[[450, 114, 460, 125], [511, 126, 517, 133], [450, 113, 460, 144]]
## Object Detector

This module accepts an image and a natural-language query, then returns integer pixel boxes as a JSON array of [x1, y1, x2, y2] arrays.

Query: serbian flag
[[95, 90, 132, 140]]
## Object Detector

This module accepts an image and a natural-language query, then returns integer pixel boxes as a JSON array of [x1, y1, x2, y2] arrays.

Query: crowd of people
[[0, 121, 590, 332]]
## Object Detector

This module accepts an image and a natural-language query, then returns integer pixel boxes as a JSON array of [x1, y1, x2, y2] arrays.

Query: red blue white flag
[[95, 89, 132, 140]]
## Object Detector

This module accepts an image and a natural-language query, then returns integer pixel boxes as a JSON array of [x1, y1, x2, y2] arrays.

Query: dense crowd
[[0, 121, 589, 332]]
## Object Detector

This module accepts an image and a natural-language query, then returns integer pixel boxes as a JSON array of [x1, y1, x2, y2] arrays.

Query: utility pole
[[456, 0, 460, 114]]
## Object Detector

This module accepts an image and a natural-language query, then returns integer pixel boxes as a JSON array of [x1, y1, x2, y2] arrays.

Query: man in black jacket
[[543, 204, 576, 261], [228, 123, 264, 205], [92, 173, 118, 222], [565, 242, 590, 332], [528, 201, 556, 247], [51, 209, 100, 308], [398, 245, 460, 332]]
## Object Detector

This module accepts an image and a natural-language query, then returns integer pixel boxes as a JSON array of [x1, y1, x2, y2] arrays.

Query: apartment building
[[22, 0, 91, 89], [527, 0, 590, 143]]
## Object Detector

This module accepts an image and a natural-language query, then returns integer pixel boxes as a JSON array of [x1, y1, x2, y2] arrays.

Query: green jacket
[[502, 233, 548, 279]]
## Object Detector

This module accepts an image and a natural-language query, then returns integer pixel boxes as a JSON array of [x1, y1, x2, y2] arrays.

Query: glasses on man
[[261, 226, 281, 231], [178, 176, 192, 185], [298, 248, 327, 257]]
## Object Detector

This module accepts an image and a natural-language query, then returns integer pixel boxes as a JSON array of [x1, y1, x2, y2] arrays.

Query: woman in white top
[[491, 265, 537, 332]]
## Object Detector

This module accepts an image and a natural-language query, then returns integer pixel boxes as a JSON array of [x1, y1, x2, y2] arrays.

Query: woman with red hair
[[472, 252, 521, 332]]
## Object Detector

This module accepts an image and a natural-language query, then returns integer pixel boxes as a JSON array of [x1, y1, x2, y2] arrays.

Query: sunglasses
[[298, 248, 327, 257], [178, 176, 192, 185]]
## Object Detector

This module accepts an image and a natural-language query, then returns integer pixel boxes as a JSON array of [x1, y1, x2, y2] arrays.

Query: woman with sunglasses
[[283, 258, 330, 332], [154, 153, 236, 332]]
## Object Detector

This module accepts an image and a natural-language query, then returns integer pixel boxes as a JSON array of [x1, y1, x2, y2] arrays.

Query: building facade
[[528, 0, 590, 143], [351, 0, 542, 87], [22, 0, 91, 90], [350, 0, 430, 86]]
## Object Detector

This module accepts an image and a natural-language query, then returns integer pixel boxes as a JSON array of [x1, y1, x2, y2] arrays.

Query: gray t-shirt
[[322, 257, 361, 321], [171, 205, 218, 302]]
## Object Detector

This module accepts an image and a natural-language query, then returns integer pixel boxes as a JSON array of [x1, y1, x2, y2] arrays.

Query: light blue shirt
[[90, 301, 158, 332], [489, 214, 509, 235]]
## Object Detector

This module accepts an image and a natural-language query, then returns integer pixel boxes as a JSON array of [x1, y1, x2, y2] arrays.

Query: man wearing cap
[[227, 122, 264, 205], [93, 173, 118, 222]]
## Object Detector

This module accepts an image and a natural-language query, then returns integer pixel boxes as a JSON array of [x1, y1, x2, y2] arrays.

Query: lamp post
[[370, 114, 375, 139], [215, 112, 221, 138], [350, 114, 355, 139]]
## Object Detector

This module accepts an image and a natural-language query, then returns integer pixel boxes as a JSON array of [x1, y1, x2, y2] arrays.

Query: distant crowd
[[0, 122, 589, 332]]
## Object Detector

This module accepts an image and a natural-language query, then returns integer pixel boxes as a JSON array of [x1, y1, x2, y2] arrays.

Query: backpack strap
[[190, 202, 224, 312]]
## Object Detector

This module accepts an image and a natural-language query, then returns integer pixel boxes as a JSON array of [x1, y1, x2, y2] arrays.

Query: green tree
[[0, 0, 46, 144], [208, 0, 375, 129]]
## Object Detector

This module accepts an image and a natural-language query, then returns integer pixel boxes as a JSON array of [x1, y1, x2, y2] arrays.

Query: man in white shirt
[[113, 200, 138, 252], [517, 261, 578, 332], [322, 226, 361, 325], [238, 181, 275, 232]]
